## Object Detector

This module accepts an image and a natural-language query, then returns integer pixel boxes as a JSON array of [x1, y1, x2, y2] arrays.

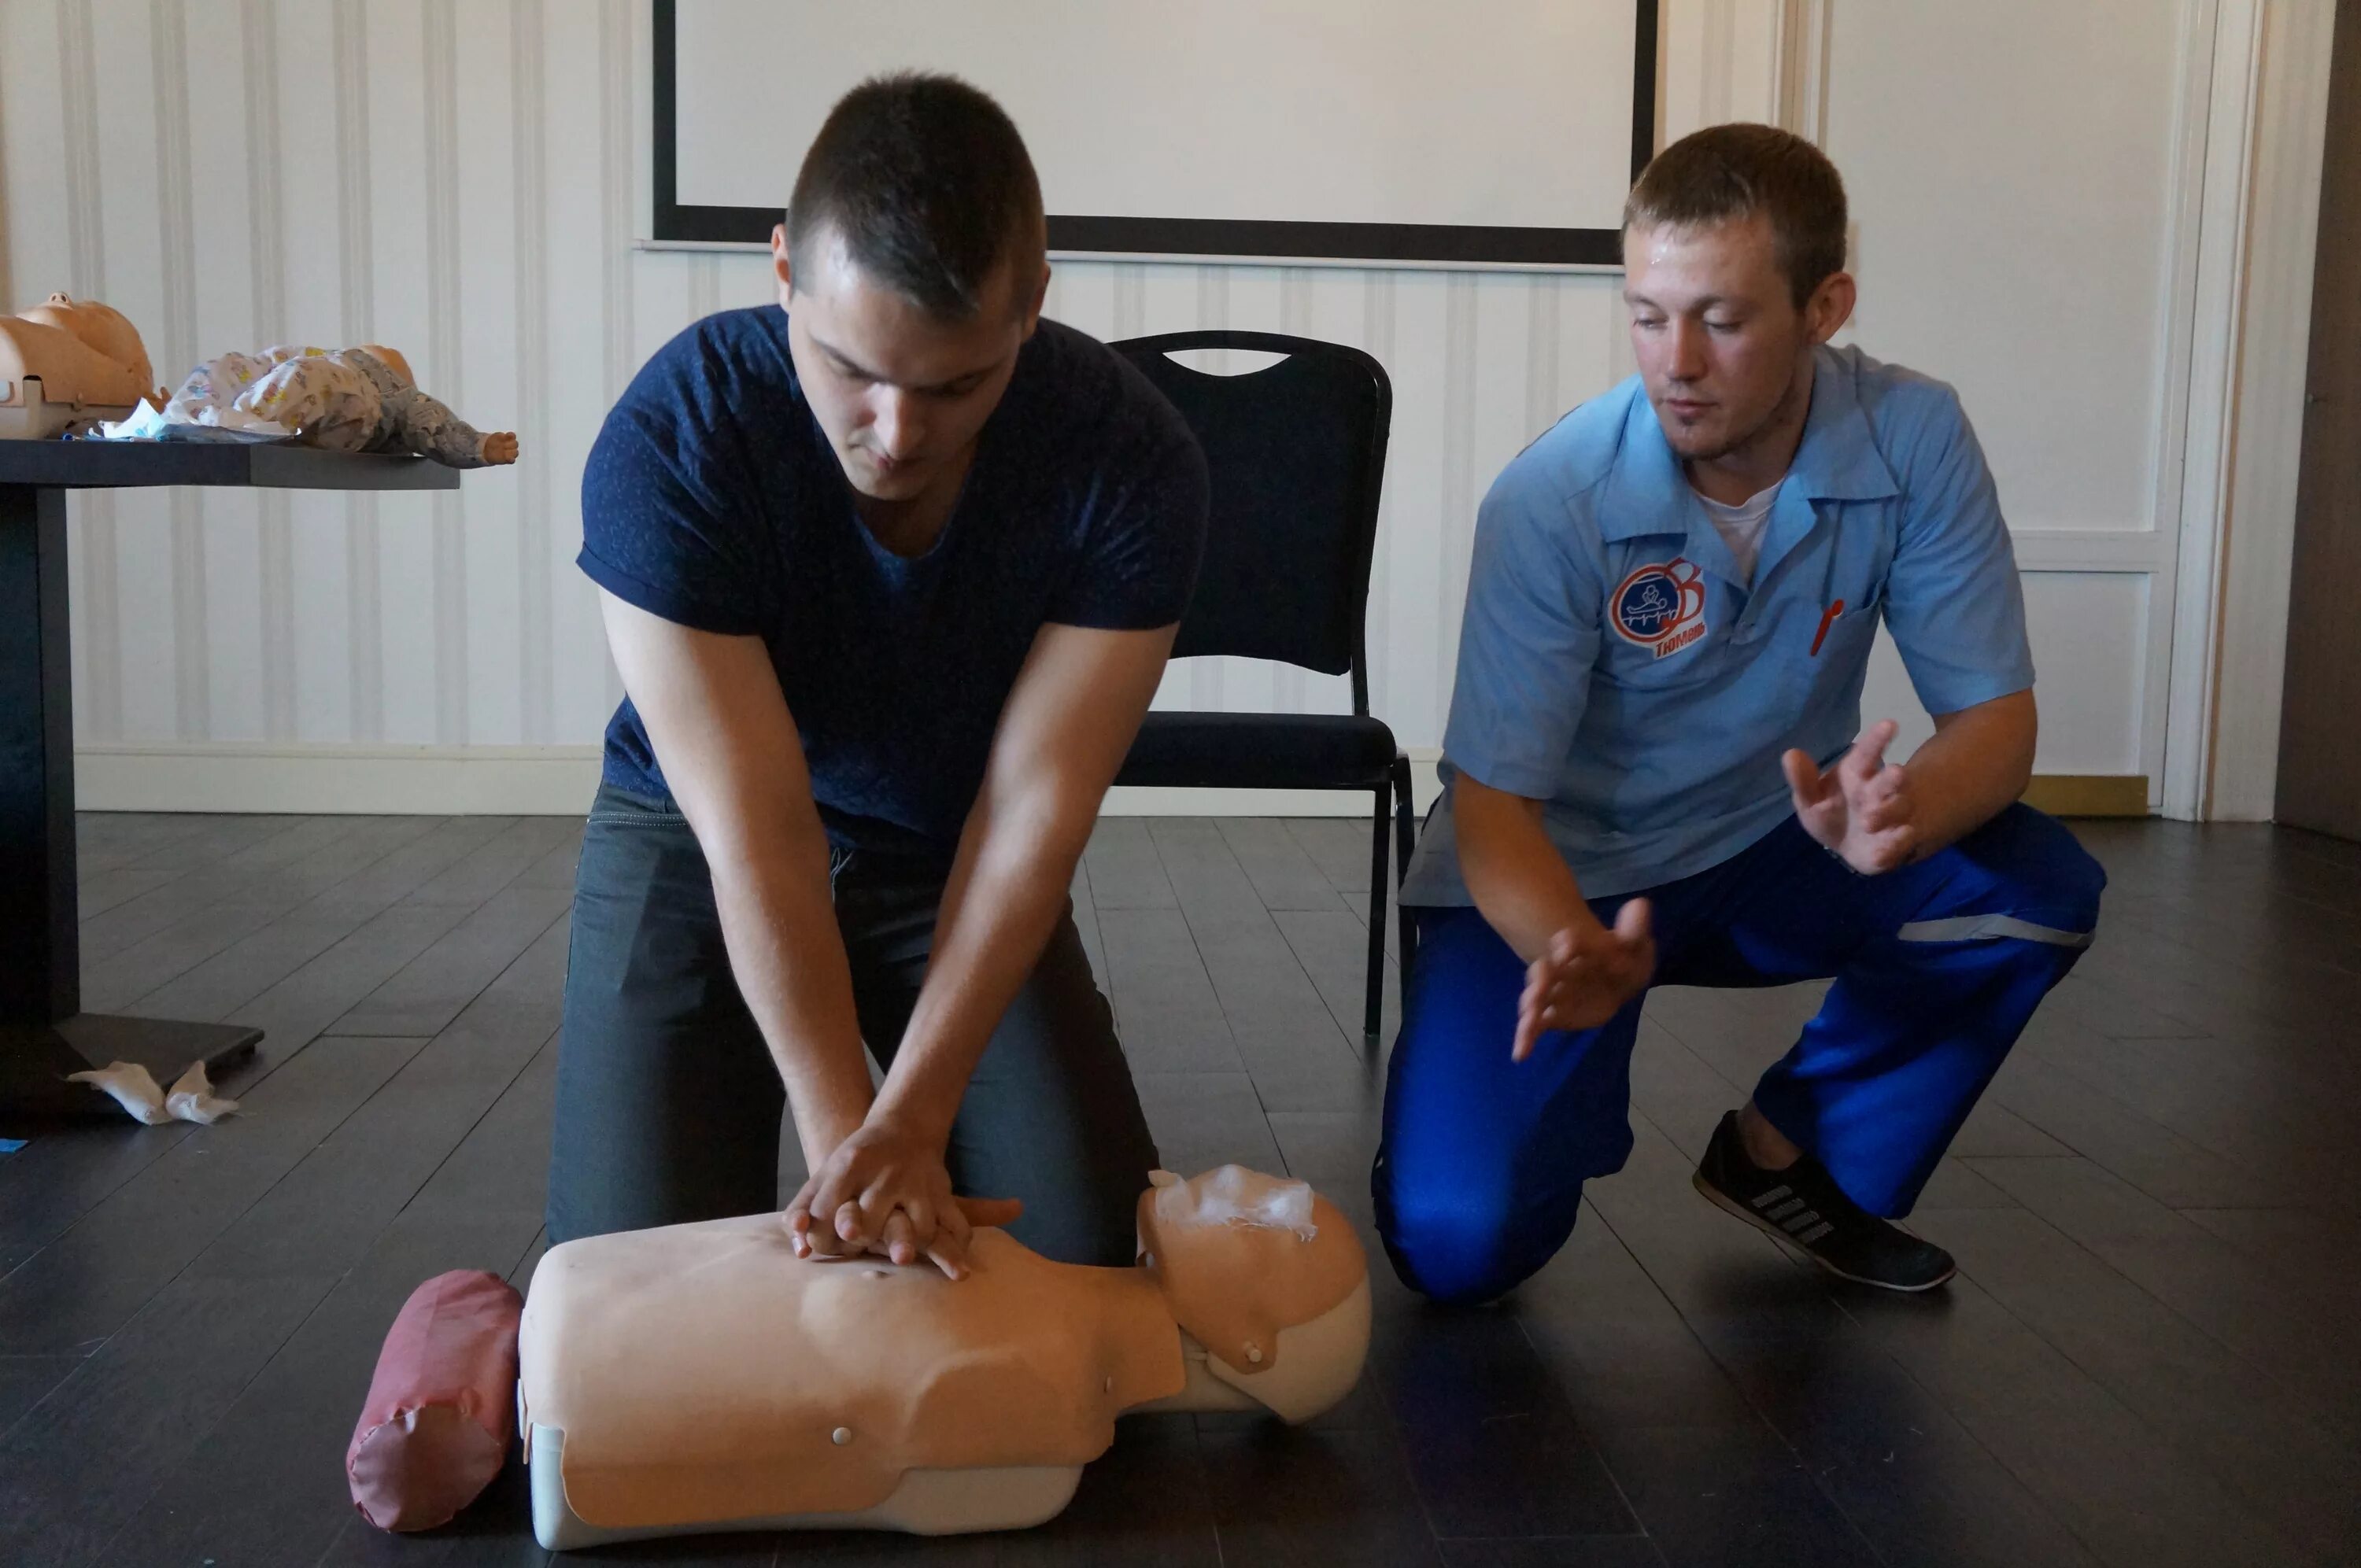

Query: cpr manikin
[[517, 1165, 1371, 1550], [0, 294, 157, 438]]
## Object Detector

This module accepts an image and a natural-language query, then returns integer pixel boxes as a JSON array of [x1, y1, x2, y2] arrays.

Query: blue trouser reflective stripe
[[1372, 803, 2104, 1305]]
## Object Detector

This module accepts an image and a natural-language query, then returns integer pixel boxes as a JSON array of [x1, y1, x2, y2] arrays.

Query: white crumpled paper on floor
[[66, 1060, 242, 1125]]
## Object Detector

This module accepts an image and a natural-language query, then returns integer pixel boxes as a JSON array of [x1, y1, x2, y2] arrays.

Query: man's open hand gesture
[[1513, 899, 1656, 1061], [1783, 719, 1917, 874]]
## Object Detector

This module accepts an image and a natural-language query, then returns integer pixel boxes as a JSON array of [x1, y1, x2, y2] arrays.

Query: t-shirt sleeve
[[576, 399, 772, 638], [1044, 430, 1210, 630], [1882, 390, 2036, 715], [1440, 474, 1603, 800]]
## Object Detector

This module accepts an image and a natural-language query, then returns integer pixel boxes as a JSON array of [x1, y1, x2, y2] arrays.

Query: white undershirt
[[1690, 479, 1783, 586]]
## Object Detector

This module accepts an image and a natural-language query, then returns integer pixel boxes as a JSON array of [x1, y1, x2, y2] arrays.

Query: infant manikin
[[0, 294, 158, 437], [161, 343, 517, 467], [517, 1165, 1372, 1551]]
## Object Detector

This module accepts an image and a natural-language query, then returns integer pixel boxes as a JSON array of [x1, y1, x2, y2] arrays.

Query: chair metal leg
[[1364, 783, 1390, 1050], [1391, 754, 1418, 992]]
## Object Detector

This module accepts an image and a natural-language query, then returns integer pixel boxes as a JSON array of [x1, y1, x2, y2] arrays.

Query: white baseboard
[[72, 743, 1447, 820]]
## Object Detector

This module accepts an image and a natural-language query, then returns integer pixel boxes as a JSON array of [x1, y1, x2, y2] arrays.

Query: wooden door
[[2278, 0, 2361, 839]]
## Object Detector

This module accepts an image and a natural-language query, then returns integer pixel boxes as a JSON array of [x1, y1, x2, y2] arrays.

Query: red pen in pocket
[[1809, 599, 1846, 656]]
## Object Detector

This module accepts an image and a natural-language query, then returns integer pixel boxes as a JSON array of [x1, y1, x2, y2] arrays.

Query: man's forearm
[[1455, 777, 1597, 964], [704, 815, 875, 1166], [868, 782, 1087, 1143], [1901, 689, 2038, 858]]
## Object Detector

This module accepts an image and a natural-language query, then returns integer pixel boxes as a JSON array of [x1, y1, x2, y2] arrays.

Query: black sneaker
[[1693, 1111, 1956, 1293]]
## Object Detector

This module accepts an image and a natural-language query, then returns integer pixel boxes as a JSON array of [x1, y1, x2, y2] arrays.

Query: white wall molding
[[1773, 0, 1833, 146], [2163, 0, 2263, 818], [74, 743, 1450, 821], [2197, 0, 2340, 820], [2160, 0, 2336, 820], [2011, 529, 2186, 574]]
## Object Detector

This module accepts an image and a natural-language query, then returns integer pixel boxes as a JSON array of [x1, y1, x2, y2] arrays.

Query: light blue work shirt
[[1399, 344, 2034, 906]]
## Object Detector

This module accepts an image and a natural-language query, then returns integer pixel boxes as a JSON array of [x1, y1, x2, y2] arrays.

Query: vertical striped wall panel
[[0, 1, 1772, 755]]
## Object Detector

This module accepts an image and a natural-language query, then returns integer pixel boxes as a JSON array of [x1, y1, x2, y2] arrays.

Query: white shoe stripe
[[1895, 913, 2093, 949]]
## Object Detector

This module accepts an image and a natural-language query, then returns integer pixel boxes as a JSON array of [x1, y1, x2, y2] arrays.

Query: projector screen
[[652, 0, 1658, 267]]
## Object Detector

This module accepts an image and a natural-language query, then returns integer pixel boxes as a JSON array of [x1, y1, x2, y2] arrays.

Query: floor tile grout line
[[1639, 962, 2296, 1214], [75, 1260, 360, 1568], [114, 812, 559, 1076], [2016, 1032, 2327, 1180], [28, 1003, 565, 1554], [504, 1225, 547, 1286], [1810, 1289, 2123, 1568], [0, 1121, 201, 1293], [321, 896, 572, 1042], [1589, 1101, 1949, 1568], [76, 817, 446, 1006], [384, 1024, 565, 1238], [1136, 817, 1271, 1072], [116, 814, 525, 1020], [9, 898, 560, 1356], [1980, 1063, 2299, 1203], [1943, 1169, 2361, 1467], [1501, 1295, 1665, 1558], [73, 814, 321, 916], [1818, 1176, 2322, 1562], [5, 1033, 445, 1358], [76, 813, 382, 943], [1509, 1117, 1794, 1546], [1145, 818, 1362, 1096]]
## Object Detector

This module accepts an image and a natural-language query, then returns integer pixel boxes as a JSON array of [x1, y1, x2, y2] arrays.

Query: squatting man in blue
[[1379, 124, 2105, 1301]]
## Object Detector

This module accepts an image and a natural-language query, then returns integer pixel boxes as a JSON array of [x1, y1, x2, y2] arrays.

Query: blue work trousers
[[1373, 805, 2104, 1304]]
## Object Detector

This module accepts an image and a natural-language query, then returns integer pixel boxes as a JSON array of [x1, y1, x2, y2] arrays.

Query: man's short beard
[[1664, 425, 1744, 463], [1661, 361, 1808, 467]]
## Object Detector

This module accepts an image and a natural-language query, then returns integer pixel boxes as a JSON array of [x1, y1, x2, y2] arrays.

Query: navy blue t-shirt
[[578, 307, 1208, 856]]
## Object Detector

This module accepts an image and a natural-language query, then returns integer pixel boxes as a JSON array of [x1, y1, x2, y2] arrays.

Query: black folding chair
[[1109, 330, 1413, 1048]]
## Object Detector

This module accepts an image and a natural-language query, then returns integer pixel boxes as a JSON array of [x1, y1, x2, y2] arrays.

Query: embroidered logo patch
[[1611, 558, 1708, 659]]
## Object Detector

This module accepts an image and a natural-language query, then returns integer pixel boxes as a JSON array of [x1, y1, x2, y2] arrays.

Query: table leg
[[1, 482, 260, 1122]]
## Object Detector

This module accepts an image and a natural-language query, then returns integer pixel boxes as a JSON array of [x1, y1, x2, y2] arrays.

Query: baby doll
[[162, 343, 517, 467]]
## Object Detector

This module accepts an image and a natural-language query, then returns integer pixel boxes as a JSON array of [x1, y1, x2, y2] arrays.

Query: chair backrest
[[1110, 330, 1392, 715]]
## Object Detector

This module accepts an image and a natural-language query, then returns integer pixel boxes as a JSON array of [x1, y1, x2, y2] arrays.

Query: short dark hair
[[786, 72, 1046, 320], [1623, 124, 1848, 308]]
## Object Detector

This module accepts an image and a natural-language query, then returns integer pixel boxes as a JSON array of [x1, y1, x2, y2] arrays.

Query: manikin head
[[1620, 124, 1856, 485], [1136, 1167, 1372, 1422], [771, 72, 1051, 508]]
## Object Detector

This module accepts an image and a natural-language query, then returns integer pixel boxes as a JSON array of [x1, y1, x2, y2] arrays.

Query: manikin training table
[[0, 441, 459, 1118]]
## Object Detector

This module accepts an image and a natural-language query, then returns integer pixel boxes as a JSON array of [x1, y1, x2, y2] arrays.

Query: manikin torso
[[0, 294, 157, 437], [518, 1166, 1372, 1549]]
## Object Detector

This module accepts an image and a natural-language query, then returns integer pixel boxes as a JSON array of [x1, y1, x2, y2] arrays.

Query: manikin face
[[774, 223, 1047, 505], [1621, 212, 1853, 468]]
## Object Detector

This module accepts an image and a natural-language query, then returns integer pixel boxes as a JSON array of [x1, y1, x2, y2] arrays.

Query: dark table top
[[0, 440, 461, 492]]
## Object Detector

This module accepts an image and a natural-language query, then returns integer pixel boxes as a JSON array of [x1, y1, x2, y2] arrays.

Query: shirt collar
[[1596, 345, 1901, 544]]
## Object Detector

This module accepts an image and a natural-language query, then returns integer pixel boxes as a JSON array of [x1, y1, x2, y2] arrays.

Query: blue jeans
[[546, 784, 1158, 1264], [1373, 805, 2104, 1304]]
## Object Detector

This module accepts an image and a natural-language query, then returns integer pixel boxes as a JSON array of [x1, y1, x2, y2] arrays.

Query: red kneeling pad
[[347, 1269, 524, 1531]]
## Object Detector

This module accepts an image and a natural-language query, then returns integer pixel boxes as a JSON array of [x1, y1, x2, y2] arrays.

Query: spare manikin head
[[13, 294, 154, 389]]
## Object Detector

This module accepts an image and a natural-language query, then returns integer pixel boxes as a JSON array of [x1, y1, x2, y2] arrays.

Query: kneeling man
[[1378, 124, 2104, 1302]]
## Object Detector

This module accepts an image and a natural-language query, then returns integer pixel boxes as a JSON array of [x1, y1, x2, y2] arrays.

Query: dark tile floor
[[3, 811, 2359, 1566]]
